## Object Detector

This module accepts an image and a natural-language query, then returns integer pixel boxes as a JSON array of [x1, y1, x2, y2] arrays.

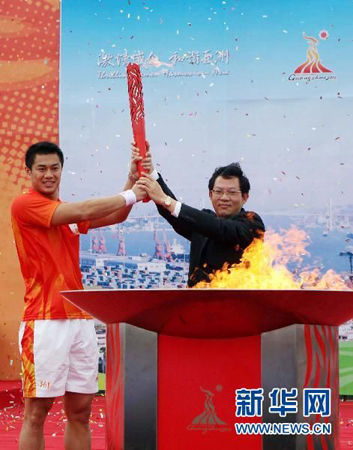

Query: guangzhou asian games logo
[[288, 31, 336, 82], [187, 387, 231, 433]]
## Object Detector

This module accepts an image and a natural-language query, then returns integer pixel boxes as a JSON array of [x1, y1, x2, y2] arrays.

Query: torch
[[126, 63, 147, 178]]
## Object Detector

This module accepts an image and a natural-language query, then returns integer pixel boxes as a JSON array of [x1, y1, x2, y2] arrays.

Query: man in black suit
[[137, 159, 265, 287]]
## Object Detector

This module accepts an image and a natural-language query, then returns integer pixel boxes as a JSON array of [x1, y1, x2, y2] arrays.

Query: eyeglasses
[[211, 189, 242, 197]]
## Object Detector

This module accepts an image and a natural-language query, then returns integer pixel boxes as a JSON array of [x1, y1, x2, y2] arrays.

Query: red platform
[[61, 288, 353, 450], [61, 288, 353, 338]]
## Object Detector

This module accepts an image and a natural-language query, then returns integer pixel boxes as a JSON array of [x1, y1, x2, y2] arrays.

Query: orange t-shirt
[[11, 189, 92, 320]]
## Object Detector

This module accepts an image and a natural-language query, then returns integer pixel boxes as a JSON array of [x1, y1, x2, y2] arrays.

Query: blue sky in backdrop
[[60, 0, 353, 215]]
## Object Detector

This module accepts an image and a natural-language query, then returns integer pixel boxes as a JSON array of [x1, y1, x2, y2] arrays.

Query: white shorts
[[19, 319, 98, 398]]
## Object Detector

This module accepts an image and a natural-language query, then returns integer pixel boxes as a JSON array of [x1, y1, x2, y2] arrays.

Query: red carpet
[[341, 401, 353, 449], [1, 382, 353, 449], [0, 382, 105, 449]]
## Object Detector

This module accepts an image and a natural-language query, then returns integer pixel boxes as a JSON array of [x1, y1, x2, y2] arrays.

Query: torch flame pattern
[[303, 325, 338, 449], [126, 63, 147, 178], [127, 63, 145, 124], [294, 33, 332, 74], [20, 321, 36, 398]]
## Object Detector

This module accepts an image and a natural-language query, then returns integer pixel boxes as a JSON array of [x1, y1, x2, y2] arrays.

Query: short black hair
[[208, 162, 250, 194], [25, 141, 64, 169]]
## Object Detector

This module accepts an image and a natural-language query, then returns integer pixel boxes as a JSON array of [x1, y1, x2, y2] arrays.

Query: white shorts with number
[[19, 319, 98, 398]]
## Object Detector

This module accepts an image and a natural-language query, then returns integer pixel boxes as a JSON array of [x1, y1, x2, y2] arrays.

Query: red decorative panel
[[0, 0, 59, 190], [158, 334, 262, 450], [106, 324, 123, 450], [0, 0, 60, 379], [303, 325, 339, 449]]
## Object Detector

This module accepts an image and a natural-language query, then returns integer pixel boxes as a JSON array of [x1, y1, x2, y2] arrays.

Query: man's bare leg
[[64, 392, 94, 450], [19, 397, 55, 450]]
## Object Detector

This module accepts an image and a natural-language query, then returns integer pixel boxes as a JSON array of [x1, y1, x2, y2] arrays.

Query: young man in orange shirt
[[11, 141, 148, 450]]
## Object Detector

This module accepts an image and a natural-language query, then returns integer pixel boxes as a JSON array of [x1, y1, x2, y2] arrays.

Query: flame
[[195, 226, 351, 290]]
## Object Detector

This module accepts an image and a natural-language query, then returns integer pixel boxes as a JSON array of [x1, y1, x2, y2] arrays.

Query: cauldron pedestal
[[62, 289, 353, 450]]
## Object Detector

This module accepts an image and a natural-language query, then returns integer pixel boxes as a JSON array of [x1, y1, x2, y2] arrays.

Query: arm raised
[[51, 184, 146, 227], [52, 143, 152, 228], [51, 194, 129, 226]]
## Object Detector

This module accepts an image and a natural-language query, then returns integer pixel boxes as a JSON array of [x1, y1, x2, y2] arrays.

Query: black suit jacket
[[156, 174, 265, 287]]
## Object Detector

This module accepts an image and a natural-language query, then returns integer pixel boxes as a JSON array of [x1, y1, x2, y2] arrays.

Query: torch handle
[[134, 131, 147, 177]]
